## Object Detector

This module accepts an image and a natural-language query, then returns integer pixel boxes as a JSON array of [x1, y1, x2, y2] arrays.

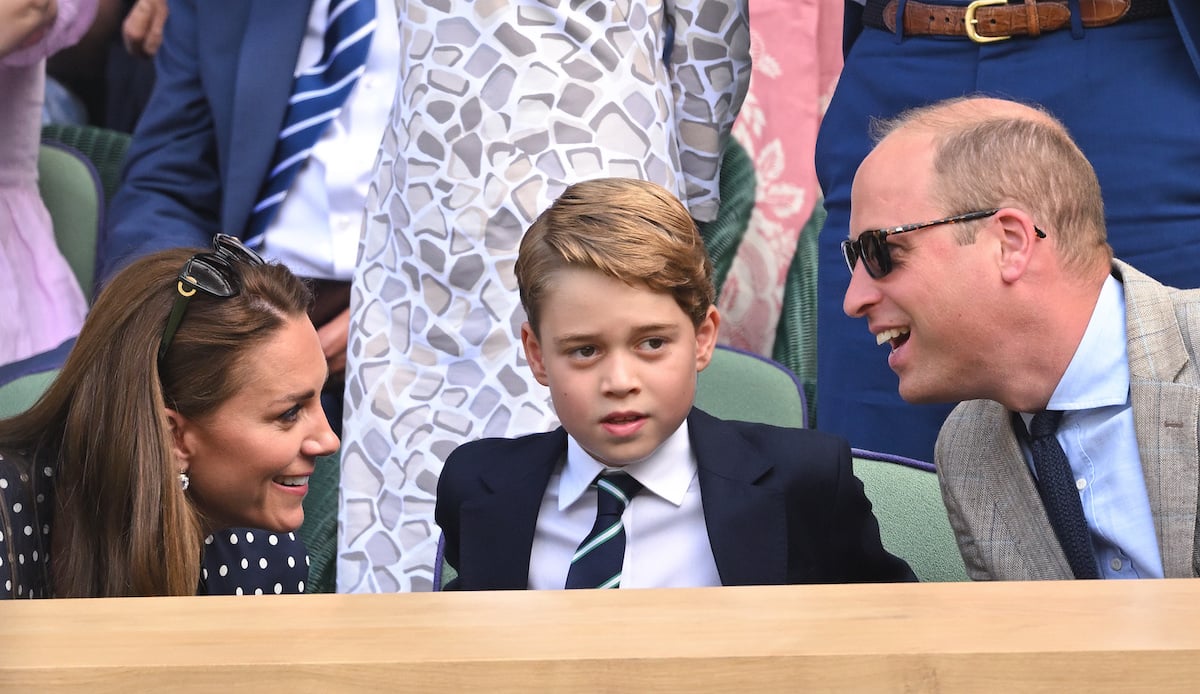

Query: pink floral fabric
[[717, 0, 843, 355]]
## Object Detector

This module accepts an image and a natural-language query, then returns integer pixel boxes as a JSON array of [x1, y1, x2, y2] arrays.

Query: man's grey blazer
[[935, 261, 1200, 580]]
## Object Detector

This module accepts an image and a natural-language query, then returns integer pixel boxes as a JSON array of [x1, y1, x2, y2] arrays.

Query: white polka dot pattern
[[0, 449, 52, 598], [197, 529, 311, 597], [0, 447, 311, 600]]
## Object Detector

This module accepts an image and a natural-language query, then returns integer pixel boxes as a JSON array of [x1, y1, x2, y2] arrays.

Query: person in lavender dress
[[0, 0, 96, 367]]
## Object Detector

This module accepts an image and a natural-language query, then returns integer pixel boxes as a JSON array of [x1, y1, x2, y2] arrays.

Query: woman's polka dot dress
[[1, 450, 310, 598], [199, 529, 309, 595]]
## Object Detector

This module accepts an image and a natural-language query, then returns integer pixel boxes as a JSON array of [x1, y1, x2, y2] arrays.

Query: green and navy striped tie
[[565, 472, 643, 589]]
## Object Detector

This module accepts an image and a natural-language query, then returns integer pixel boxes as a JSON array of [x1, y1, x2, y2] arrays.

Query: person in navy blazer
[[103, 0, 318, 274], [103, 0, 397, 433], [813, 0, 1200, 466], [434, 178, 915, 591]]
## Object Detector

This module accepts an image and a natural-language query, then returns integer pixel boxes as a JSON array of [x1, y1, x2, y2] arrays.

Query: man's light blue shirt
[[1018, 274, 1163, 578]]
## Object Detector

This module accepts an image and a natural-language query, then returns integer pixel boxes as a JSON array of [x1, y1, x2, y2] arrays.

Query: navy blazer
[[1172, 0, 1200, 75], [103, 0, 313, 279], [435, 408, 916, 590]]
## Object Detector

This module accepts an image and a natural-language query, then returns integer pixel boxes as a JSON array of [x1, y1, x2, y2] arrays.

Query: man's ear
[[694, 306, 720, 372], [994, 208, 1041, 283], [520, 322, 550, 386], [164, 408, 193, 471]]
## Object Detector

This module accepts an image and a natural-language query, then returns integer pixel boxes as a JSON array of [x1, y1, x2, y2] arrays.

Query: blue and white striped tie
[[246, 0, 376, 244]]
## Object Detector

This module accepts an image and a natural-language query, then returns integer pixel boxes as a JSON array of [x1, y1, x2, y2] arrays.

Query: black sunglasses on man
[[841, 208, 1046, 280]]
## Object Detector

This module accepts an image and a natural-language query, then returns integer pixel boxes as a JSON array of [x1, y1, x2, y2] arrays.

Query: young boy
[[434, 178, 914, 589]]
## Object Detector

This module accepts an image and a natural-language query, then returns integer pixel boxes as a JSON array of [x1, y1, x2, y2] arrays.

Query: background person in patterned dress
[[340, 0, 751, 592]]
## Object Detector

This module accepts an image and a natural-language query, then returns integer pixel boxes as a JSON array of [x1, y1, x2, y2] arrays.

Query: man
[[815, 0, 1200, 463], [842, 96, 1200, 580], [104, 0, 399, 429]]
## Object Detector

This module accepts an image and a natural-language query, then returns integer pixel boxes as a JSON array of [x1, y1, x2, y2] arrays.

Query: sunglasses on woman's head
[[158, 234, 265, 363]]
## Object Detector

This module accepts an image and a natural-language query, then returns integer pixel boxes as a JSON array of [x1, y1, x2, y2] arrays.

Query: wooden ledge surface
[[2, 579, 1198, 691]]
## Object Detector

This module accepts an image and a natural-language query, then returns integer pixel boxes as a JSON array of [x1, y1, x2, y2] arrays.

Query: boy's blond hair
[[516, 178, 714, 333]]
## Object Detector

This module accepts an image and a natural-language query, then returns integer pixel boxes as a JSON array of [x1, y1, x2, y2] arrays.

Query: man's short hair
[[516, 177, 714, 333], [873, 96, 1112, 272]]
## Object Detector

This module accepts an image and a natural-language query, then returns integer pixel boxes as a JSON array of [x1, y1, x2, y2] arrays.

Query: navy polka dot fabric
[[200, 529, 309, 595], [0, 449, 309, 598], [0, 450, 52, 598]]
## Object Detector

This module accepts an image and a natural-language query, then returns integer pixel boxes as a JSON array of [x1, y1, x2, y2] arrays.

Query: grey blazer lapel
[[937, 401, 1072, 580], [688, 410, 787, 585], [1119, 261, 1200, 577]]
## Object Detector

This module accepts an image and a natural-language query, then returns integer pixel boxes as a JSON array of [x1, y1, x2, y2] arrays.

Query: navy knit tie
[[246, 0, 376, 244], [565, 472, 643, 589], [1028, 410, 1099, 579]]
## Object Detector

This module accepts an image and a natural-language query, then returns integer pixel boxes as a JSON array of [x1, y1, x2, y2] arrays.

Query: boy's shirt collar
[[561, 419, 695, 509]]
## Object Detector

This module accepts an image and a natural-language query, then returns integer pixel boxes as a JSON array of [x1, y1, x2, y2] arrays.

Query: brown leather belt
[[862, 0, 1172, 43]]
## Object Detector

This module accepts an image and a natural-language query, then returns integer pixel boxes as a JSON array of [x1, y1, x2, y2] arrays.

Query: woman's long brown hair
[[0, 247, 310, 597]]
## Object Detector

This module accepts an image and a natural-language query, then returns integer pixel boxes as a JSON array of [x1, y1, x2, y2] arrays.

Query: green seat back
[[37, 143, 102, 299], [852, 453, 968, 582], [0, 370, 59, 419], [38, 124, 134, 299], [41, 124, 132, 205], [695, 345, 807, 429]]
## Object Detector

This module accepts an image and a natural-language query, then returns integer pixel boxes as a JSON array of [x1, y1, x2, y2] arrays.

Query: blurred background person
[[103, 0, 400, 433], [1, 0, 97, 367]]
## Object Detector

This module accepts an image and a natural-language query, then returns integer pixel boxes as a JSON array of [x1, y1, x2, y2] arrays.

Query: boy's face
[[522, 267, 719, 467]]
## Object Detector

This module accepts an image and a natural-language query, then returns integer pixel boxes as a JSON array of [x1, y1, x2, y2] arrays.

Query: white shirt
[[527, 420, 722, 589], [1017, 274, 1163, 578], [260, 0, 399, 280]]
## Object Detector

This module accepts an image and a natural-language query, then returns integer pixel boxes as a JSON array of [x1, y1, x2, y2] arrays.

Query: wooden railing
[[3, 579, 1199, 691]]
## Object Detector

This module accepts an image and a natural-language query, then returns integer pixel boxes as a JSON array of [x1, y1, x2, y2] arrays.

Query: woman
[[0, 235, 338, 598]]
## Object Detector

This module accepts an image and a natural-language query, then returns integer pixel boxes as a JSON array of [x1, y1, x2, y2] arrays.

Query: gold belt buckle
[[965, 0, 1012, 43]]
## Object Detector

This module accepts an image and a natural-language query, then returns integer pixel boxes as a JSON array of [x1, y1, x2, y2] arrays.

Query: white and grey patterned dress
[[340, 0, 750, 592]]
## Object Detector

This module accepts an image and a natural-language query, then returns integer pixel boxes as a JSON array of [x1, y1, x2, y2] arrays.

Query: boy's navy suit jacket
[[435, 408, 917, 589]]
